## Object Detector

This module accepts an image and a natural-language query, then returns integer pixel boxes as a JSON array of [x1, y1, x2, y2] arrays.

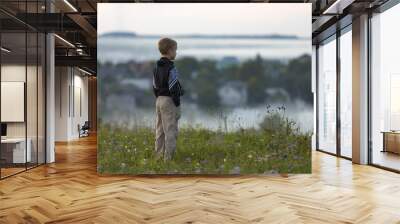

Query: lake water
[[97, 36, 311, 63], [103, 100, 314, 133]]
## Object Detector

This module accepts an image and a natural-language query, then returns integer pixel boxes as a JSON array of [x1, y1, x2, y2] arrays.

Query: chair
[[78, 121, 90, 138]]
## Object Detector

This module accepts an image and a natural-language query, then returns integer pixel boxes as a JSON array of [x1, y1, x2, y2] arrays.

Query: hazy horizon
[[99, 31, 306, 37], [99, 33, 309, 41], [98, 3, 311, 37]]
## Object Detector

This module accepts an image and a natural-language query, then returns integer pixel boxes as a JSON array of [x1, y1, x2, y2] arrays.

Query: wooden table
[[1, 138, 31, 164], [381, 131, 400, 154]]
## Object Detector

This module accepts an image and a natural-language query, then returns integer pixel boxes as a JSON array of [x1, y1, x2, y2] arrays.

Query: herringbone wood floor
[[0, 134, 400, 224]]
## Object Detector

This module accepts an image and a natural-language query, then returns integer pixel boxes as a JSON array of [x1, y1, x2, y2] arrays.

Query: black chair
[[78, 121, 90, 138]]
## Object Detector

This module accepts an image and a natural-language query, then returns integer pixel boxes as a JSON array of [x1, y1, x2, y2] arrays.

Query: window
[[339, 28, 352, 158], [370, 3, 400, 171], [317, 36, 337, 154]]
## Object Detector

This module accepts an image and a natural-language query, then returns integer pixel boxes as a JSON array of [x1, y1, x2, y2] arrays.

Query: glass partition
[[0, 1, 46, 179], [1, 30, 28, 177]]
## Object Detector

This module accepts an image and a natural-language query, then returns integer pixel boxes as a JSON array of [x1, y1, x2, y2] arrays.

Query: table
[[381, 131, 400, 154], [1, 138, 32, 164]]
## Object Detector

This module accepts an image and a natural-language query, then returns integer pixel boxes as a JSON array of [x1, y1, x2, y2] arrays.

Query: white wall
[[55, 67, 89, 141], [1, 65, 37, 137], [71, 71, 89, 138], [1, 66, 26, 136], [55, 66, 69, 141], [1, 63, 46, 164]]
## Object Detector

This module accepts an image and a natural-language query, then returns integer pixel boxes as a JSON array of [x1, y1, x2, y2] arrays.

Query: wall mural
[[97, 3, 313, 174]]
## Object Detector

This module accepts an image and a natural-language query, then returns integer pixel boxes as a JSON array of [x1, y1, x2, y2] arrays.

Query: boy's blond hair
[[158, 37, 177, 55]]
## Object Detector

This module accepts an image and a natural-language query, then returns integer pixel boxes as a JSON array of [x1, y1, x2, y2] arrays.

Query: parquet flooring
[[0, 134, 399, 223]]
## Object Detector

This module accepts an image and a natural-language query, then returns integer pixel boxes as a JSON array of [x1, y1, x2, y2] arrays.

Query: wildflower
[[248, 154, 253, 159], [230, 166, 241, 174], [264, 169, 278, 175]]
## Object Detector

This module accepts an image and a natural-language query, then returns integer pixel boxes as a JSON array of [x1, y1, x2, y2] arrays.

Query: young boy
[[152, 37, 184, 161]]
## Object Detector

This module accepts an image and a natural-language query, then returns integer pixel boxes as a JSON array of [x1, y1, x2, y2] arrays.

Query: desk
[[1, 138, 31, 163], [382, 131, 400, 154]]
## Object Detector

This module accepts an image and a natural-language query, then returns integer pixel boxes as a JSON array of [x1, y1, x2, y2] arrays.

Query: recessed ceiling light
[[63, 0, 78, 12], [323, 0, 354, 15], [1, 47, 11, 53], [78, 67, 93, 76], [54, 34, 75, 48]]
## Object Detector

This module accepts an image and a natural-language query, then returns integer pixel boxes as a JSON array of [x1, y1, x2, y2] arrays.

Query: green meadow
[[97, 108, 311, 174]]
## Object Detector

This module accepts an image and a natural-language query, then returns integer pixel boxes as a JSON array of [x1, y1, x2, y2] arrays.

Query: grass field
[[98, 109, 311, 174]]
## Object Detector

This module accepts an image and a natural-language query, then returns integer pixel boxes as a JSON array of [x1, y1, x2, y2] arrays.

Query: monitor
[[1, 123, 7, 137]]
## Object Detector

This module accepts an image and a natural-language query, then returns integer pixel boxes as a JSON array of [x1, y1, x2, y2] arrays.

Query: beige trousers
[[155, 96, 180, 161]]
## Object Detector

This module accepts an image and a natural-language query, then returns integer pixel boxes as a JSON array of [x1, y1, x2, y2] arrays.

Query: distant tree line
[[98, 54, 312, 111]]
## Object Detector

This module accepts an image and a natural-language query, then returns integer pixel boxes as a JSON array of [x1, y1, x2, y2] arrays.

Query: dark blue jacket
[[152, 57, 184, 106]]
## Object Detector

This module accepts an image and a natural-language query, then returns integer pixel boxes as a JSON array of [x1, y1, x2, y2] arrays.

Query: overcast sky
[[98, 3, 311, 37]]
